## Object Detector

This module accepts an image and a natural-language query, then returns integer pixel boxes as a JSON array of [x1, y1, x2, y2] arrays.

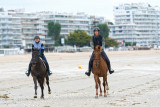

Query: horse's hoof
[[95, 96, 98, 99], [104, 95, 107, 97], [99, 94, 102, 96], [48, 91, 51, 94], [34, 95, 37, 98]]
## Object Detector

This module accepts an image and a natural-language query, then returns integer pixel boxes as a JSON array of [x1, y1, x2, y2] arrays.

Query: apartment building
[[109, 3, 160, 46], [0, 9, 22, 48], [0, 8, 107, 50], [37, 12, 91, 38], [8, 10, 53, 50]]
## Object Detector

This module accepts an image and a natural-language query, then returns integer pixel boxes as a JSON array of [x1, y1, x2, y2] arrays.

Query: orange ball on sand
[[78, 66, 82, 69]]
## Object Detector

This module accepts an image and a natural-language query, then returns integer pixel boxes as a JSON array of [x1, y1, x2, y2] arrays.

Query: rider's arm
[[32, 44, 34, 51], [90, 36, 94, 49], [41, 43, 44, 55], [102, 37, 105, 50]]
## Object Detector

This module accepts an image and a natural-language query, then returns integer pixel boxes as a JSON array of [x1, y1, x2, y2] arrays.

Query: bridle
[[31, 50, 42, 75], [32, 50, 39, 65]]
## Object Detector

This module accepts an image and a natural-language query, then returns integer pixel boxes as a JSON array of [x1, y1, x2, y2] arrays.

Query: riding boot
[[106, 61, 114, 74], [85, 59, 93, 76], [46, 63, 52, 76], [85, 52, 94, 76], [85, 64, 92, 76], [25, 63, 32, 76]]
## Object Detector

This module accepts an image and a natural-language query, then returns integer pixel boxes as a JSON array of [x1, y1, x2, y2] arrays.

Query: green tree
[[105, 37, 119, 48], [66, 30, 91, 47], [47, 21, 54, 38], [47, 21, 61, 46], [97, 23, 110, 39], [108, 22, 114, 25]]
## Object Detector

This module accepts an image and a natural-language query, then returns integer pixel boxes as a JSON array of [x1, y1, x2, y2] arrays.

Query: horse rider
[[25, 36, 52, 76], [85, 27, 114, 76]]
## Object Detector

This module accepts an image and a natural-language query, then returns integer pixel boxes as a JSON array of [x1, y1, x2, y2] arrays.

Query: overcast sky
[[0, 0, 160, 21]]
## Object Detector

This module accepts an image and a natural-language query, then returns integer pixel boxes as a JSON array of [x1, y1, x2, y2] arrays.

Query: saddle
[[39, 57, 47, 70]]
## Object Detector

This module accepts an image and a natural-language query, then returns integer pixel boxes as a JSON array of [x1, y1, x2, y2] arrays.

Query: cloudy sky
[[0, 0, 159, 21]]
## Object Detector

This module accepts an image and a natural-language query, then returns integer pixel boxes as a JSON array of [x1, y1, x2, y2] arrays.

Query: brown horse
[[31, 49, 51, 98], [92, 45, 109, 98]]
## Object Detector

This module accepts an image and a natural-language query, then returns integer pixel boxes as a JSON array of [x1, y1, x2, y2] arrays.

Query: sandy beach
[[0, 50, 160, 107]]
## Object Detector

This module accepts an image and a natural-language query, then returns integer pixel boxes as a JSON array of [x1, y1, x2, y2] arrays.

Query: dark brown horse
[[92, 45, 109, 98], [31, 49, 51, 98]]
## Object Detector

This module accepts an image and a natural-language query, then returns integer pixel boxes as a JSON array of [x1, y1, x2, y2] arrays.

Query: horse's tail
[[105, 75, 109, 90], [105, 82, 109, 90]]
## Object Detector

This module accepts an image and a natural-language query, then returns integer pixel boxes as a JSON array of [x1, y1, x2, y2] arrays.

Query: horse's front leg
[[98, 78, 102, 96], [46, 75, 51, 94], [38, 78, 44, 99], [94, 75, 99, 98], [33, 76, 37, 98]]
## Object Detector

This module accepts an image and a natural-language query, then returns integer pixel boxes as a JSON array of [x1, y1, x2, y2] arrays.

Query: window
[[119, 26, 122, 29]]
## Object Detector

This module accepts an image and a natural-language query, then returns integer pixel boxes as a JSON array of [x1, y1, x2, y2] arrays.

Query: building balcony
[[22, 32, 38, 34], [133, 17, 157, 20], [21, 22, 38, 24], [0, 21, 12, 24], [10, 27, 21, 30], [25, 42, 33, 45], [0, 32, 21, 35], [44, 42, 54, 45], [22, 26, 37, 29]]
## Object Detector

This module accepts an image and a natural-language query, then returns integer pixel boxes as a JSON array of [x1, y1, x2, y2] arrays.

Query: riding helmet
[[34, 36, 40, 40], [93, 27, 100, 32]]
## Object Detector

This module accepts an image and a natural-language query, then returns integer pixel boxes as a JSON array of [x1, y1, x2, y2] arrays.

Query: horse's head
[[31, 49, 40, 66], [94, 45, 102, 56], [93, 45, 102, 67]]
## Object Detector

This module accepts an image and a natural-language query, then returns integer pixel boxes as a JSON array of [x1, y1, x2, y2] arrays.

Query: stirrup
[[109, 69, 114, 74], [48, 70, 52, 76], [25, 70, 30, 76]]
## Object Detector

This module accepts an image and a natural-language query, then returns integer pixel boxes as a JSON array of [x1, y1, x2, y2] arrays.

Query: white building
[[109, 3, 160, 46], [0, 9, 22, 48], [8, 11, 53, 50], [37, 12, 91, 38], [89, 16, 108, 35], [0, 8, 107, 50]]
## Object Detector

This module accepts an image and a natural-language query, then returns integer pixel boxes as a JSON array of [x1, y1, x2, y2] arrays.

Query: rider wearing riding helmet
[[25, 36, 52, 76], [85, 27, 114, 76]]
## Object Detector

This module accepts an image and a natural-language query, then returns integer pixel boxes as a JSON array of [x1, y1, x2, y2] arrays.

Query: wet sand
[[0, 50, 160, 107]]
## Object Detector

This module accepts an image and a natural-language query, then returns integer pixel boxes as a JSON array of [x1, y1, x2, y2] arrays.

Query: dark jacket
[[90, 35, 105, 49], [32, 41, 44, 56]]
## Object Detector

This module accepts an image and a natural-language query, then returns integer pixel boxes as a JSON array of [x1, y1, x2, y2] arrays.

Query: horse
[[92, 45, 109, 98], [31, 49, 51, 98]]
